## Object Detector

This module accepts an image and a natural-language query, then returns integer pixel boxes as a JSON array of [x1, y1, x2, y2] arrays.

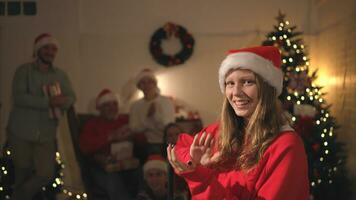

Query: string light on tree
[[0, 150, 88, 199]]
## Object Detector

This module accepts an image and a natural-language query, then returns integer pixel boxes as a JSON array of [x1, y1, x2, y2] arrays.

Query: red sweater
[[79, 115, 129, 155], [174, 123, 309, 200]]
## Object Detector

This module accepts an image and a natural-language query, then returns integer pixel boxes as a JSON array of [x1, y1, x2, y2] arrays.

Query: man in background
[[7, 33, 76, 200]]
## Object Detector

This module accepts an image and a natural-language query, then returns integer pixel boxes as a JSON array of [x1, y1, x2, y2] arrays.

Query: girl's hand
[[167, 144, 196, 173], [190, 132, 221, 166]]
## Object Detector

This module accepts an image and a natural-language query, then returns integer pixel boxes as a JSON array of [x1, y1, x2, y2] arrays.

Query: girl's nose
[[232, 84, 243, 96]]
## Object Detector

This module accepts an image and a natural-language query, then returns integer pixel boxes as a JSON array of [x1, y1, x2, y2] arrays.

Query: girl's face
[[225, 69, 259, 120]]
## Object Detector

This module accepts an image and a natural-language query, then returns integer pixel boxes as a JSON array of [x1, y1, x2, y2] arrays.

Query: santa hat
[[96, 89, 118, 109], [218, 46, 283, 96], [135, 68, 157, 87], [143, 154, 168, 175], [33, 33, 59, 57]]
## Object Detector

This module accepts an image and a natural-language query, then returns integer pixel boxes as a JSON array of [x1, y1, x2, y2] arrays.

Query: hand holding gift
[[43, 81, 65, 119], [49, 95, 68, 107]]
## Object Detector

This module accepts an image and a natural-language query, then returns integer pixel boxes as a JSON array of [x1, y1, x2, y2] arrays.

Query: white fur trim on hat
[[135, 69, 157, 86], [97, 93, 118, 107], [143, 160, 168, 174], [34, 36, 59, 57], [219, 52, 283, 95]]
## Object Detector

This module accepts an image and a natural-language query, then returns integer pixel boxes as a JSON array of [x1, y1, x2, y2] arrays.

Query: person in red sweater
[[79, 89, 136, 200], [167, 46, 309, 200]]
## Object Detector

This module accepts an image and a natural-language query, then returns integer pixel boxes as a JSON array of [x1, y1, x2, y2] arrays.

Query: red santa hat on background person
[[96, 89, 118, 109], [33, 33, 59, 57], [135, 68, 158, 87], [143, 154, 168, 176], [218, 46, 283, 96]]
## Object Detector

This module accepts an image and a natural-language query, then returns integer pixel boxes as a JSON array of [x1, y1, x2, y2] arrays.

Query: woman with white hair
[[130, 69, 175, 161]]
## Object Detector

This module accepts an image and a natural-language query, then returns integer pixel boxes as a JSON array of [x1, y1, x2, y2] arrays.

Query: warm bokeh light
[[309, 60, 339, 88], [156, 73, 170, 96], [315, 71, 339, 87], [133, 72, 171, 101]]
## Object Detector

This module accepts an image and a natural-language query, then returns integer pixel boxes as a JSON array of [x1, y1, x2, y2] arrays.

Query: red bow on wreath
[[164, 22, 178, 37]]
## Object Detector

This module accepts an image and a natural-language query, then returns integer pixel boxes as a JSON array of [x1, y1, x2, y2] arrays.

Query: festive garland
[[149, 22, 195, 66]]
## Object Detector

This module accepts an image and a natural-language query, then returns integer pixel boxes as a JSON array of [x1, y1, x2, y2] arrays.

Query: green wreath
[[149, 22, 195, 67]]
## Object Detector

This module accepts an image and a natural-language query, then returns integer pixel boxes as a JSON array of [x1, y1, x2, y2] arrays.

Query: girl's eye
[[225, 81, 234, 87], [243, 79, 255, 86]]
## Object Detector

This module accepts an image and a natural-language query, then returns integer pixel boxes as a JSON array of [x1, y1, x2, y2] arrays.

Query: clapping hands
[[147, 102, 156, 118]]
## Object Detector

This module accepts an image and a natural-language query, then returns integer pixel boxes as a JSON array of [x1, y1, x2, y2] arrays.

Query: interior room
[[0, 0, 355, 199]]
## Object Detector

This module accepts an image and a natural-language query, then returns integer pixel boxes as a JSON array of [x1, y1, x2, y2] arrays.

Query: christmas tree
[[262, 11, 352, 200]]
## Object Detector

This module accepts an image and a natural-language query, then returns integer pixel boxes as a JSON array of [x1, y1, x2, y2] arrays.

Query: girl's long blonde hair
[[217, 73, 286, 171]]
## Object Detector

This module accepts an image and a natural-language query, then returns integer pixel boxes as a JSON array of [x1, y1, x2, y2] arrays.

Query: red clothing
[[175, 123, 309, 200], [79, 115, 129, 155]]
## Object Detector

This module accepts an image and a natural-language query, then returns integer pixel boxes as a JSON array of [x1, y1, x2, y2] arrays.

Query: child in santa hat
[[167, 46, 309, 200], [136, 154, 187, 200]]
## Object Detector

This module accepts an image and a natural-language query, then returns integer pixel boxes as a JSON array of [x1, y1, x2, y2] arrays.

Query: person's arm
[[109, 125, 132, 142], [170, 133, 218, 198], [256, 133, 309, 200], [150, 97, 175, 129], [79, 120, 111, 155], [140, 97, 175, 132], [12, 65, 50, 109], [92, 152, 112, 167]]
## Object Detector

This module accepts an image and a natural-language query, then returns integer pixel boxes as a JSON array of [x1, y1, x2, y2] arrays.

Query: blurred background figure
[[79, 89, 138, 200], [130, 69, 175, 162], [163, 123, 183, 145], [136, 154, 188, 200], [7, 33, 76, 200], [163, 123, 191, 200]]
